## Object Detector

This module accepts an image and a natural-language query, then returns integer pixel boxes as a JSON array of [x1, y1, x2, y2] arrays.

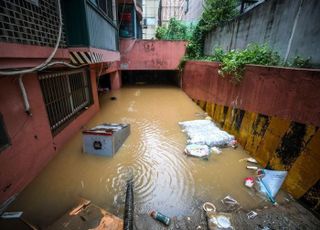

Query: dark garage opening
[[98, 74, 111, 90], [121, 70, 180, 86]]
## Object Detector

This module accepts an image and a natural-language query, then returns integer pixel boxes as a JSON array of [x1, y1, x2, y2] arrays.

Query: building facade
[[159, 0, 183, 26], [142, 0, 160, 39], [180, 0, 204, 23], [0, 0, 142, 206]]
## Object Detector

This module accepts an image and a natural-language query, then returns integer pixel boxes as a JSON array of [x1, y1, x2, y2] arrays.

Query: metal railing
[[86, 1, 119, 51], [0, 0, 66, 47], [39, 69, 92, 134]]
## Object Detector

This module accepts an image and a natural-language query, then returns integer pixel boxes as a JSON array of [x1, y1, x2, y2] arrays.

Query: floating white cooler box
[[82, 123, 130, 156]]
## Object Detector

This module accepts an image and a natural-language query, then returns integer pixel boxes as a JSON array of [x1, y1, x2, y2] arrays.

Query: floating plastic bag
[[184, 144, 210, 158], [211, 147, 222, 154], [179, 120, 235, 147], [203, 202, 234, 230], [257, 169, 288, 203]]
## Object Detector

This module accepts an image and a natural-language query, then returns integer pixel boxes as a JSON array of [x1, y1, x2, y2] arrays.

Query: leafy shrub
[[290, 56, 311, 68], [187, 0, 238, 58], [212, 44, 281, 82], [155, 18, 193, 41]]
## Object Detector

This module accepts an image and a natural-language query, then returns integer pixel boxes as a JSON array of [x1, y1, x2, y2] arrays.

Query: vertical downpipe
[[284, 0, 304, 63], [18, 75, 32, 116], [133, 8, 137, 38]]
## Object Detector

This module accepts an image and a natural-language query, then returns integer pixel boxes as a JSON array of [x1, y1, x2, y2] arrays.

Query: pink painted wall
[[0, 66, 99, 204], [0, 43, 69, 69], [110, 71, 122, 90], [120, 39, 187, 70], [182, 61, 320, 127]]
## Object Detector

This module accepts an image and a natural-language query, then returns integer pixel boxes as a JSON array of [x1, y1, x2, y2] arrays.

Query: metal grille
[[0, 0, 66, 47], [86, 2, 118, 51], [39, 69, 92, 134]]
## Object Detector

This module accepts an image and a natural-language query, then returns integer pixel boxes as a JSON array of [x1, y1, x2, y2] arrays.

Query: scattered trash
[[179, 120, 235, 147], [244, 177, 255, 188], [98, 87, 109, 93], [69, 200, 91, 216], [221, 195, 240, 211], [221, 196, 239, 207], [261, 227, 271, 230], [209, 215, 232, 229], [203, 202, 234, 230], [184, 144, 210, 158], [110, 96, 117, 100], [211, 146, 222, 154], [1, 211, 23, 219], [246, 166, 258, 170], [247, 157, 258, 164], [257, 169, 288, 205], [203, 202, 216, 213], [48, 198, 123, 229], [150, 210, 171, 226], [228, 140, 238, 149], [246, 211, 258, 219]]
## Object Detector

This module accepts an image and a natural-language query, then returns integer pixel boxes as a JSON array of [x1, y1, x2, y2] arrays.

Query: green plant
[[187, 0, 238, 58], [155, 26, 167, 40], [155, 18, 193, 41], [214, 44, 281, 82], [290, 56, 311, 68]]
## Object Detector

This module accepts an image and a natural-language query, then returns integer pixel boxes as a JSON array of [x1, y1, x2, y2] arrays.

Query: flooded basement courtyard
[[6, 86, 320, 229]]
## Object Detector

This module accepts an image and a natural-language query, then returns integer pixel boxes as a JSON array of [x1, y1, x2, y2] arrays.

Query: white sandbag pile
[[179, 120, 235, 147]]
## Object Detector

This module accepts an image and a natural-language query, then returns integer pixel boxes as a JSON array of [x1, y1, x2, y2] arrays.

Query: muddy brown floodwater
[[7, 86, 319, 229]]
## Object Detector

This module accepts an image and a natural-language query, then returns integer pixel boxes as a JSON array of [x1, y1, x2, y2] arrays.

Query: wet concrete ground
[[135, 199, 320, 229], [4, 86, 320, 229]]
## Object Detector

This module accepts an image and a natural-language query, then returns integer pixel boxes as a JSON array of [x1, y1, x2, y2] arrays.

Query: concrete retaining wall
[[182, 60, 320, 211], [204, 0, 320, 65]]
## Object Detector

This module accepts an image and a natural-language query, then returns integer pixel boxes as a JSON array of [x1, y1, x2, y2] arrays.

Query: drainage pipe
[[124, 180, 134, 230], [284, 0, 304, 63], [18, 75, 32, 116]]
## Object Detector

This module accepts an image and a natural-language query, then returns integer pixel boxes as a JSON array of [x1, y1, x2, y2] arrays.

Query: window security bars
[[39, 69, 92, 134]]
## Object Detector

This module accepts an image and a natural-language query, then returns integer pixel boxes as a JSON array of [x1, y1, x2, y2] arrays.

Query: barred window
[[39, 69, 93, 135], [0, 113, 10, 152]]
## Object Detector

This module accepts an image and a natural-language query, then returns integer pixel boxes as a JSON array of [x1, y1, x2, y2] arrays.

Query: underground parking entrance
[[121, 70, 181, 86]]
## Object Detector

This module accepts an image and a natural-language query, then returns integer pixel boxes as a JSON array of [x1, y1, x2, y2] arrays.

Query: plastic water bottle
[[150, 210, 171, 226]]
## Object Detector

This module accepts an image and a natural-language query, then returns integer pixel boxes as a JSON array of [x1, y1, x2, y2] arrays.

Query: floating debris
[[247, 157, 258, 163], [211, 146, 222, 155], [246, 166, 258, 170], [221, 195, 240, 211], [247, 211, 258, 219], [244, 177, 255, 188]]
